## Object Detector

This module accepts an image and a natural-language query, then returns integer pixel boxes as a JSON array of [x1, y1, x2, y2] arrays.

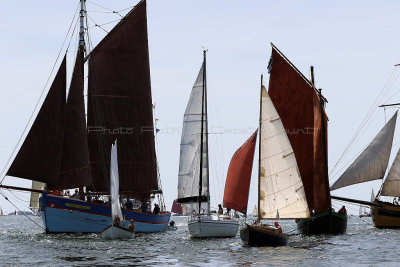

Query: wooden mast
[[257, 74, 263, 223], [311, 66, 331, 210]]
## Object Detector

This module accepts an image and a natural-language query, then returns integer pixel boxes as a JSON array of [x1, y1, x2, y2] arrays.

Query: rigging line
[[86, 0, 123, 18], [329, 110, 380, 180], [0, 190, 45, 230], [87, 14, 109, 34], [329, 67, 400, 176], [88, 19, 121, 29], [6, 189, 30, 203], [0, 1, 80, 185]]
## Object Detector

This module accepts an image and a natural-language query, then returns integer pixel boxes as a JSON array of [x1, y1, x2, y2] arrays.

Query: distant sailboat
[[267, 44, 347, 235], [0, 0, 170, 233], [101, 141, 134, 240], [240, 74, 310, 246], [171, 200, 185, 216], [177, 51, 239, 238], [359, 206, 370, 218], [29, 181, 44, 215], [251, 206, 257, 218], [331, 111, 400, 228]]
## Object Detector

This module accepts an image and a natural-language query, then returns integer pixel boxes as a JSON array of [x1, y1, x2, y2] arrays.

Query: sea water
[[0, 215, 399, 266]]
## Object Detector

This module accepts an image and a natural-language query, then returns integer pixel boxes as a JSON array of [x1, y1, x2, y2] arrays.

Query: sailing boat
[[267, 43, 347, 234], [331, 111, 400, 228], [177, 51, 239, 238], [29, 181, 44, 215], [101, 141, 134, 240], [240, 74, 310, 246], [171, 200, 185, 216], [251, 206, 258, 218], [0, 0, 170, 233], [359, 206, 370, 218]]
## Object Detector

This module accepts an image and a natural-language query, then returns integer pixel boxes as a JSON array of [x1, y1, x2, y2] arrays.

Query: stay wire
[[0, 1, 80, 185], [0, 190, 45, 230]]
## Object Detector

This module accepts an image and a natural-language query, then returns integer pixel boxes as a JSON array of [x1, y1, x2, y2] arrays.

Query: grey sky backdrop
[[1, 0, 400, 215]]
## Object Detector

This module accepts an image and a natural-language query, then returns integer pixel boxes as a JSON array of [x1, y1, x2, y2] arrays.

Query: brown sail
[[87, 0, 159, 198], [223, 130, 257, 214], [59, 47, 92, 189], [268, 44, 330, 213], [7, 56, 66, 189]]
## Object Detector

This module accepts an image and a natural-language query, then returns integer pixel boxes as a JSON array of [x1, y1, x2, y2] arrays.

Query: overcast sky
[[1, 0, 400, 215]]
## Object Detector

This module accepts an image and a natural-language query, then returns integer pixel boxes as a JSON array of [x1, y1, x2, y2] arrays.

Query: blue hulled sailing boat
[[1, 0, 170, 233]]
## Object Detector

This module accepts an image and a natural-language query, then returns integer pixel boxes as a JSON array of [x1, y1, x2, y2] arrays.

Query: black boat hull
[[240, 224, 288, 246], [296, 211, 347, 235]]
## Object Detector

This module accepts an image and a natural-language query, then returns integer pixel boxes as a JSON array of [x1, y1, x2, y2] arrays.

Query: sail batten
[[223, 130, 257, 214], [331, 112, 397, 191], [177, 62, 209, 204], [259, 87, 309, 219], [87, 0, 159, 197]]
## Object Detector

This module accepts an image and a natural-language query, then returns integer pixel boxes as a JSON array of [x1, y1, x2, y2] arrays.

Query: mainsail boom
[[330, 112, 397, 191]]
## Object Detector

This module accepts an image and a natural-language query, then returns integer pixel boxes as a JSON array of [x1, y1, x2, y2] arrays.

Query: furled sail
[[87, 0, 159, 198], [7, 56, 66, 189], [259, 87, 309, 219], [110, 141, 123, 220], [177, 62, 209, 204], [381, 141, 400, 197], [59, 47, 92, 189], [223, 130, 257, 214], [268, 43, 330, 213], [330, 112, 397, 191]]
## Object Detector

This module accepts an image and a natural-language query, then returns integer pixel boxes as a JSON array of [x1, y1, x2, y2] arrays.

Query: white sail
[[110, 141, 123, 221], [30, 181, 44, 210], [259, 87, 309, 219], [177, 63, 209, 203], [371, 188, 375, 202], [251, 205, 257, 217], [331, 112, 397, 191], [381, 146, 400, 197]]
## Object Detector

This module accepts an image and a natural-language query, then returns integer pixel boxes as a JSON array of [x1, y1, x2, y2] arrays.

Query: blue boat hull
[[40, 192, 170, 233]]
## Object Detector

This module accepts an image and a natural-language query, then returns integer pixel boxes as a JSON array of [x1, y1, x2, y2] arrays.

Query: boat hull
[[296, 210, 347, 234], [40, 193, 170, 233], [372, 200, 400, 228], [188, 216, 239, 238], [240, 224, 288, 247], [101, 225, 134, 240]]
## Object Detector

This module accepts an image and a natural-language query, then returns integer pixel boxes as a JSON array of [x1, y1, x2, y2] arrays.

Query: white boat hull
[[101, 225, 134, 240], [188, 216, 239, 238]]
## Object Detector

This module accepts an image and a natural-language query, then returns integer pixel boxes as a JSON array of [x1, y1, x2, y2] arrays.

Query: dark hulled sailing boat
[[267, 43, 347, 234], [1, 0, 170, 233], [240, 75, 310, 246]]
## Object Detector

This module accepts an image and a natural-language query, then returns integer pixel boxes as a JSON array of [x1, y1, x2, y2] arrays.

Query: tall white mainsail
[[330, 112, 397, 191], [259, 87, 309, 219], [381, 146, 400, 197], [110, 141, 123, 221], [177, 63, 209, 205]]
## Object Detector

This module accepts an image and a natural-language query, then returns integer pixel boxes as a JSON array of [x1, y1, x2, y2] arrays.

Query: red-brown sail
[[59, 47, 92, 189], [171, 199, 183, 214], [223, 130, 258, 214], [87, 0, 158, 198], [7, 56, 66, 189], [268, 44, 330, 213]]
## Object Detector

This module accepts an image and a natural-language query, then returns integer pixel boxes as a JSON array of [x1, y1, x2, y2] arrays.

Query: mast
[[79, 0, 86, 49], [198, 50, 209, 215], [311, 66, 330, 210], [257, 74, 263, 223]]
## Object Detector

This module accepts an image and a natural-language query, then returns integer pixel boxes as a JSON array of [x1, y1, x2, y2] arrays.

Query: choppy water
[[0, 215, 399, 266]]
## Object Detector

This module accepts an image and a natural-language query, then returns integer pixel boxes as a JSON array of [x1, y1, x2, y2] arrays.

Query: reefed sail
[[259, 87, 309, 219], [330, 112, 397, 191]]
